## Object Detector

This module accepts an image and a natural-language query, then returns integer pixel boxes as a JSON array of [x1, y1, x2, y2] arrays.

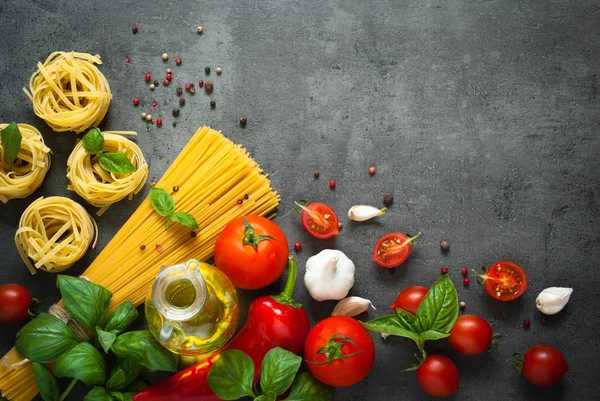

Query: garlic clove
[[331, 296, 376, 317], [348, 205, 387, 221], [536, 287, 573, 315]]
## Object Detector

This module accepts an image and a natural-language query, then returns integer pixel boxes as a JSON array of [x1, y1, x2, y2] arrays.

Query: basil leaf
[[208, 349, 255, 400], [54, 342, 106, 386], [260, 347, 302, 396], [0, 122, 22, 169], [105, 302, 138, 335], [126, 378, 149, 393], [257, 392, 276, 401], [15, 313, 79, 363], [57, 275, 112, 331], [284, 372, 333, 401], [395, 308, 418, 331], [107, 358, 142, 392], [99, 152, 136, 174], [96, 327, 116, 353], [169, 212, 199, 229], [82, 127, 104, 155], [111, 330, 178, 372], [32, 362, 59, 401], [415, 275, 458, 334], [84, 387, 112, 401], [360, 315, 420, 344], [149, 188, 175, 217], [420, 330, 450, 342], [110, 392, 135, 401]]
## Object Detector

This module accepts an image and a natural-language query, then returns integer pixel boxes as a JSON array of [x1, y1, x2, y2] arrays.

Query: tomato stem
[[407, 232, 423, 246], [307, 334, 364, 365], [292, 200, 308, 214], [472, 266, 487, 285], [242, 218, 276, 249], [507, 352, 524, 374], [271, 255, 301, 308], [487, 333, 502, 352], [27, 298, 41, 319]]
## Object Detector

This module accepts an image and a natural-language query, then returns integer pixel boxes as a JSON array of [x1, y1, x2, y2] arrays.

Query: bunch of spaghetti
[[0, 126, 280, 401], [67, 131, 148, 215], [0, 123, 51, 203], [23, 51, 112, 133], [14, 196, 97, 275]]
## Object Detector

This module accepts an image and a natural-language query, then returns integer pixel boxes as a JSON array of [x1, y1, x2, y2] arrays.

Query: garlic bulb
[[536, 287, 573, 315], [331, 296, 376, 317], [304, 249, 355, 301], [348, 205, 387, 221]]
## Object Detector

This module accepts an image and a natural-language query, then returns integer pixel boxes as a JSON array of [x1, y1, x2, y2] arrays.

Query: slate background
[[1, 0, 599, 400]]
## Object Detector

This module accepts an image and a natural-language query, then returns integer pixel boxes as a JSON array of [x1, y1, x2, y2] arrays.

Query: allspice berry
[[383, 193, 393, 205], [179, 97, 185, 106], [176, 87, 183, 96], [204, 81, 214, 94], [440, 241, 450, 253]]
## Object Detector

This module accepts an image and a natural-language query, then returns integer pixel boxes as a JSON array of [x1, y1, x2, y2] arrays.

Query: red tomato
[[476, 261, 528, 301], [304, 316, 375, 387], [372, 232, 421, 268], [214, 216, 289, 290], [390, 286, 428, 315], [0, 284, 32, 324], [521, 345, 569, 386], [448, 315, 493, 355], [296, 202, 339, 239], [416, 354, 459, 397]]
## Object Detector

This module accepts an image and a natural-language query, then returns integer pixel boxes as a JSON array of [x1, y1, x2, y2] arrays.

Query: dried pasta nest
[[24, 51, 112, 133], [0, 123, 51, 203]]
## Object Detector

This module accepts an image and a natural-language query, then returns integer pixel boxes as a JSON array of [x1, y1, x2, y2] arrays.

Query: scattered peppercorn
[[156, 119, 163, 126], [163, 79, 170, 86], [461, 267, 468, 276], [441, 267, 448, 275], [198, 80, 204, 88], [149, 84, 155, 90], [329, 180, 336, 189], [541, 315, 548, 324], [173, 185, 179, 192], [523, 319, 531, 328], [463, 278, 470, 286], [294, 242, 301, 252], [176, 87, 183, 96], [237, 199, 243, 204], [133, 98, 139, 106], [152, 100, 158, 107], [440, 240, 450, 253], [314, 170, 320, 178], [150, 120, 155, 125], [383, 193, 394, 205], [162, 53, 168, 61], [189, 80, 195, 87], [146, 114, 152, 121], [185, 83, 191, 91], [125, 56, 131, 63], [166, 73, 172, 81], [216, 67, 222, 74], [369, 166, 376, 175], [172, 108, 180, 117], [153, 80, 159, 86], [179, 98, 185, 106], [338, 222, 343, 229], [196, 26, 203, 34], [205, 81, 214, 93], [172, 122, 177, 127], [190, 231, 197, 238], [205, 66, 210, 74], [141, 112, 147, 119], [190, 88, 196, 94], [210, 100, 216, 108], [140, 244, 146, 250], [459, 301, 466, 310], [155, 244, 163, 251], [174, 57, 182, 66], [166, 68, 172, 74], [145, 73, 151, 81], [239, 117, 247, 126], [244, 194, 249, 200], [132, 25, 138, 34]]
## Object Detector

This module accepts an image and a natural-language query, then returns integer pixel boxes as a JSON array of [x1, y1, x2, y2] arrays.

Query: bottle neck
[[152, 259, 207, 321]]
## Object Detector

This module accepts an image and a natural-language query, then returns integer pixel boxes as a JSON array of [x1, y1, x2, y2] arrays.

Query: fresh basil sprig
[[54, 342, 106, 386], [32, 362, 60, 401], [0, 122, 22, 169], [106, 358, 143, 392], [149, 187, 199, 230], [361, 275, 458, 364], [104, 301, 138, 335], [111, 330, 178, 372], [81, 127, 135, 175], [15, 313, 79, 363], [96, 327, 117, 354], [208, 347, 333, 401], [57, 275, 112, 331]]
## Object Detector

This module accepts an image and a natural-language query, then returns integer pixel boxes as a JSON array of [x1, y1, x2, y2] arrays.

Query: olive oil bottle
[[145, 259, 239, 357]]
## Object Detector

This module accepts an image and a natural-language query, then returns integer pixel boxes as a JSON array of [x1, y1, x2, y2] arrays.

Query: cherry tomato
[[448, 315, 493, 355], [214, 216, 289, 290], [475, 261, 528, 301], [416, 354, 459, 397], [0, 284, 32, 324], [304, 316, 375, 387], [295, 202, 339, 239], [521, 345, 569, 386], [372, 232, 422, 268], [390, 286, 428, 315]]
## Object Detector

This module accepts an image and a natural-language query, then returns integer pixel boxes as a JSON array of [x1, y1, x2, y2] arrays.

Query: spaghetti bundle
[[67, 131, 148, 215], [0, 123, 51, 203], [15, 196, 97, 275], [0, 126, 280, 401], [23, 52, 112, 133]]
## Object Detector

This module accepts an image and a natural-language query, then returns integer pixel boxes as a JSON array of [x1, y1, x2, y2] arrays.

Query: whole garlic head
[[304, 249, 355, 301], [536, 287, 573, 315]]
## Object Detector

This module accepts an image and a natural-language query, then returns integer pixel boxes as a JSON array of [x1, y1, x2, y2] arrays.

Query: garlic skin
[[536, 287, 573, 315], [348, 205, 387, 221], [304, 249, 355, 301], [331, 296, 376, 317]]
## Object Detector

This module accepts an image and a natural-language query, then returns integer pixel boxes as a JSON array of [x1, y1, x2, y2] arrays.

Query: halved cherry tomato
[[390, 286, 428, 315], [416, 354, 459, 397], [474, 261, 528, 301], [372, 232, 422, 268], [294, 201, 339, 239], [448, 315, 494, 355]]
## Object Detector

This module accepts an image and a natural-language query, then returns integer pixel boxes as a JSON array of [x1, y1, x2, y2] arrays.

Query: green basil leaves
[[260, 348, 302, 396], [111, 330, 178, 372], [82, 128, 104, 154], [149, 187, 199, 230], [104, 301, 138, 335], [96, 327, 117, 354], [208, 350, 255, 400], [15, 313, 79, 363], [32, 362, 60, 401], [54, 343, 106, 386], [0, 122, 22, 169], [106, 358, 143, 392], [81, 128, 135, 175], [285, 372, 332, 401], [57, 275, 112, 331]]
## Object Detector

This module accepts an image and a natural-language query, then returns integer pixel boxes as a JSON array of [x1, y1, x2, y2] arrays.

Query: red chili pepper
[[133, 256, 309, 401]]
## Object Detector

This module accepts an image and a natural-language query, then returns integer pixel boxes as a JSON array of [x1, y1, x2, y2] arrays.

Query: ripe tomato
[[294, 201, 339, 239], [416, 354, 459, 397], [521, 345, 569, 386], [390, 286, 428, 315], [372, 232, 422, 268], [0, 284, 32, 324], [448, 315, 493, 355], [475, 261, 528, 301], [304, 316, 375, 387], [214, 216, 289, 290]]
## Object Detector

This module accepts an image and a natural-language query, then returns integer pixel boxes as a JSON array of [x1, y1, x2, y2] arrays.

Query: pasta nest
[[15, 196, 97, 274], [67, 132, 148, 215], [0, 123, 51, 203], [24, 51, 112, 133]]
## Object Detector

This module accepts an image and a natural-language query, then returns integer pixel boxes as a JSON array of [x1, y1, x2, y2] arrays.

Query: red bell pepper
[[133, 256, 310, 401]]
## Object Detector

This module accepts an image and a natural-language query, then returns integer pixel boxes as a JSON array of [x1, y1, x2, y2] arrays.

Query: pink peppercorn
[[125, 56, 130, 63], [441, 267, 448, 275], [156, 119, 163, 126], [133, 98, 139, 106], [294, 243, 301, 251], [132, 25, 138, 34], [185, 83, 191, 91], [329, 180, 336, 188], [155, 244, 162, 251], [523, 319, 531, 328], [145, 74, 151, 81], [461, 268, 468, 276], [369, 166, 376, 175], [198, 80, 204, 88], [237, 199, 243, 204], [463, 278, 470, 286], [152, 100, 158, 107], [163, 79, 170, 86]]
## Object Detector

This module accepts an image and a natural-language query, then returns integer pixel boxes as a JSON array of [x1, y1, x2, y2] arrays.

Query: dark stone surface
[[1, 0, 599, 400]]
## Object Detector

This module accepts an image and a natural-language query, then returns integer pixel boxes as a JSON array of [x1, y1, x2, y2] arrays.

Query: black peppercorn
[[205, 66, 210, 74], [140, 244, 146, 250], [244, 194, 249, 200], [314, 170, 320, 178], [383, 193, 393, 205], [239, 117, 247, 126], [190, 231, 197, 238], [153, 80, 159, 87], [440, 241, 450, 253], [176, 87, 183, 96], [173, 185, 179, 192], [172, 122, 177, 127], [179, 97, 185, 106], [210, 100, 216, 108], [189, 80, 195, 87], [172, 108, 180, 117]]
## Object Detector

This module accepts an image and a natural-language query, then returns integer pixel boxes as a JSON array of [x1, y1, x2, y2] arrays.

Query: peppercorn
[[216, 67, 222, 74], [141, 112, 147, 119], [152, 100, 158, 107], [463, 278, 470, 286], [459, 301, 466, 310], [156, 119, 163, 126], [523, 319, 531, 328], [185, 83, 191, 91], [166, 68, 172, 74], [461, 267, 468, 276], [140, 244, 146, 250], [173, 185, 179, 192], [440, 240, 450, 253], [210, 100, 216, 108], [329, 180, 336, 189], [190, 88, 195, 94], [541, 315, 548, 324], [239, 117, 247, 126], [125, 56, 131, 63], [314, 170, 320, 178], [172, 122, 177, 127], [162, 53, 168, 61], [133, 98, 139, 106], [338, 222, 343, 229], [149, 84, 155, 90], [163, 79, 170, 86], [294, 242, 301, 251], [369, 166, 376, 175], [132, 25, 138, 34], [145, 73, 151, 81], [205, 66, 210, 74], [176, 87, 183, 96], [153, 80, 159, 86], [146, 114, 152, 121], [198, 80, 204, 88], [172, 108, 180, 117], [205, 81, 214, 93], [179, 98, 185, 106], [196, 26, 203, 34], [383, 193, 393, 205], [190, 231, 197, 238], [174, 57, 182, 66], [166, 73, 172, 82], [441, 267, 448, 275], [244, 194, 249, 200], [237, 199, 243, 204], [155, 244, 163, 251]]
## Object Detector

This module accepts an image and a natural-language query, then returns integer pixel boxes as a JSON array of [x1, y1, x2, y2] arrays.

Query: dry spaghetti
[[23, 51, 112, 133], [0, 123, 51, 203], [15, 196, 97, 274], [67, 131, 148, 215]]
